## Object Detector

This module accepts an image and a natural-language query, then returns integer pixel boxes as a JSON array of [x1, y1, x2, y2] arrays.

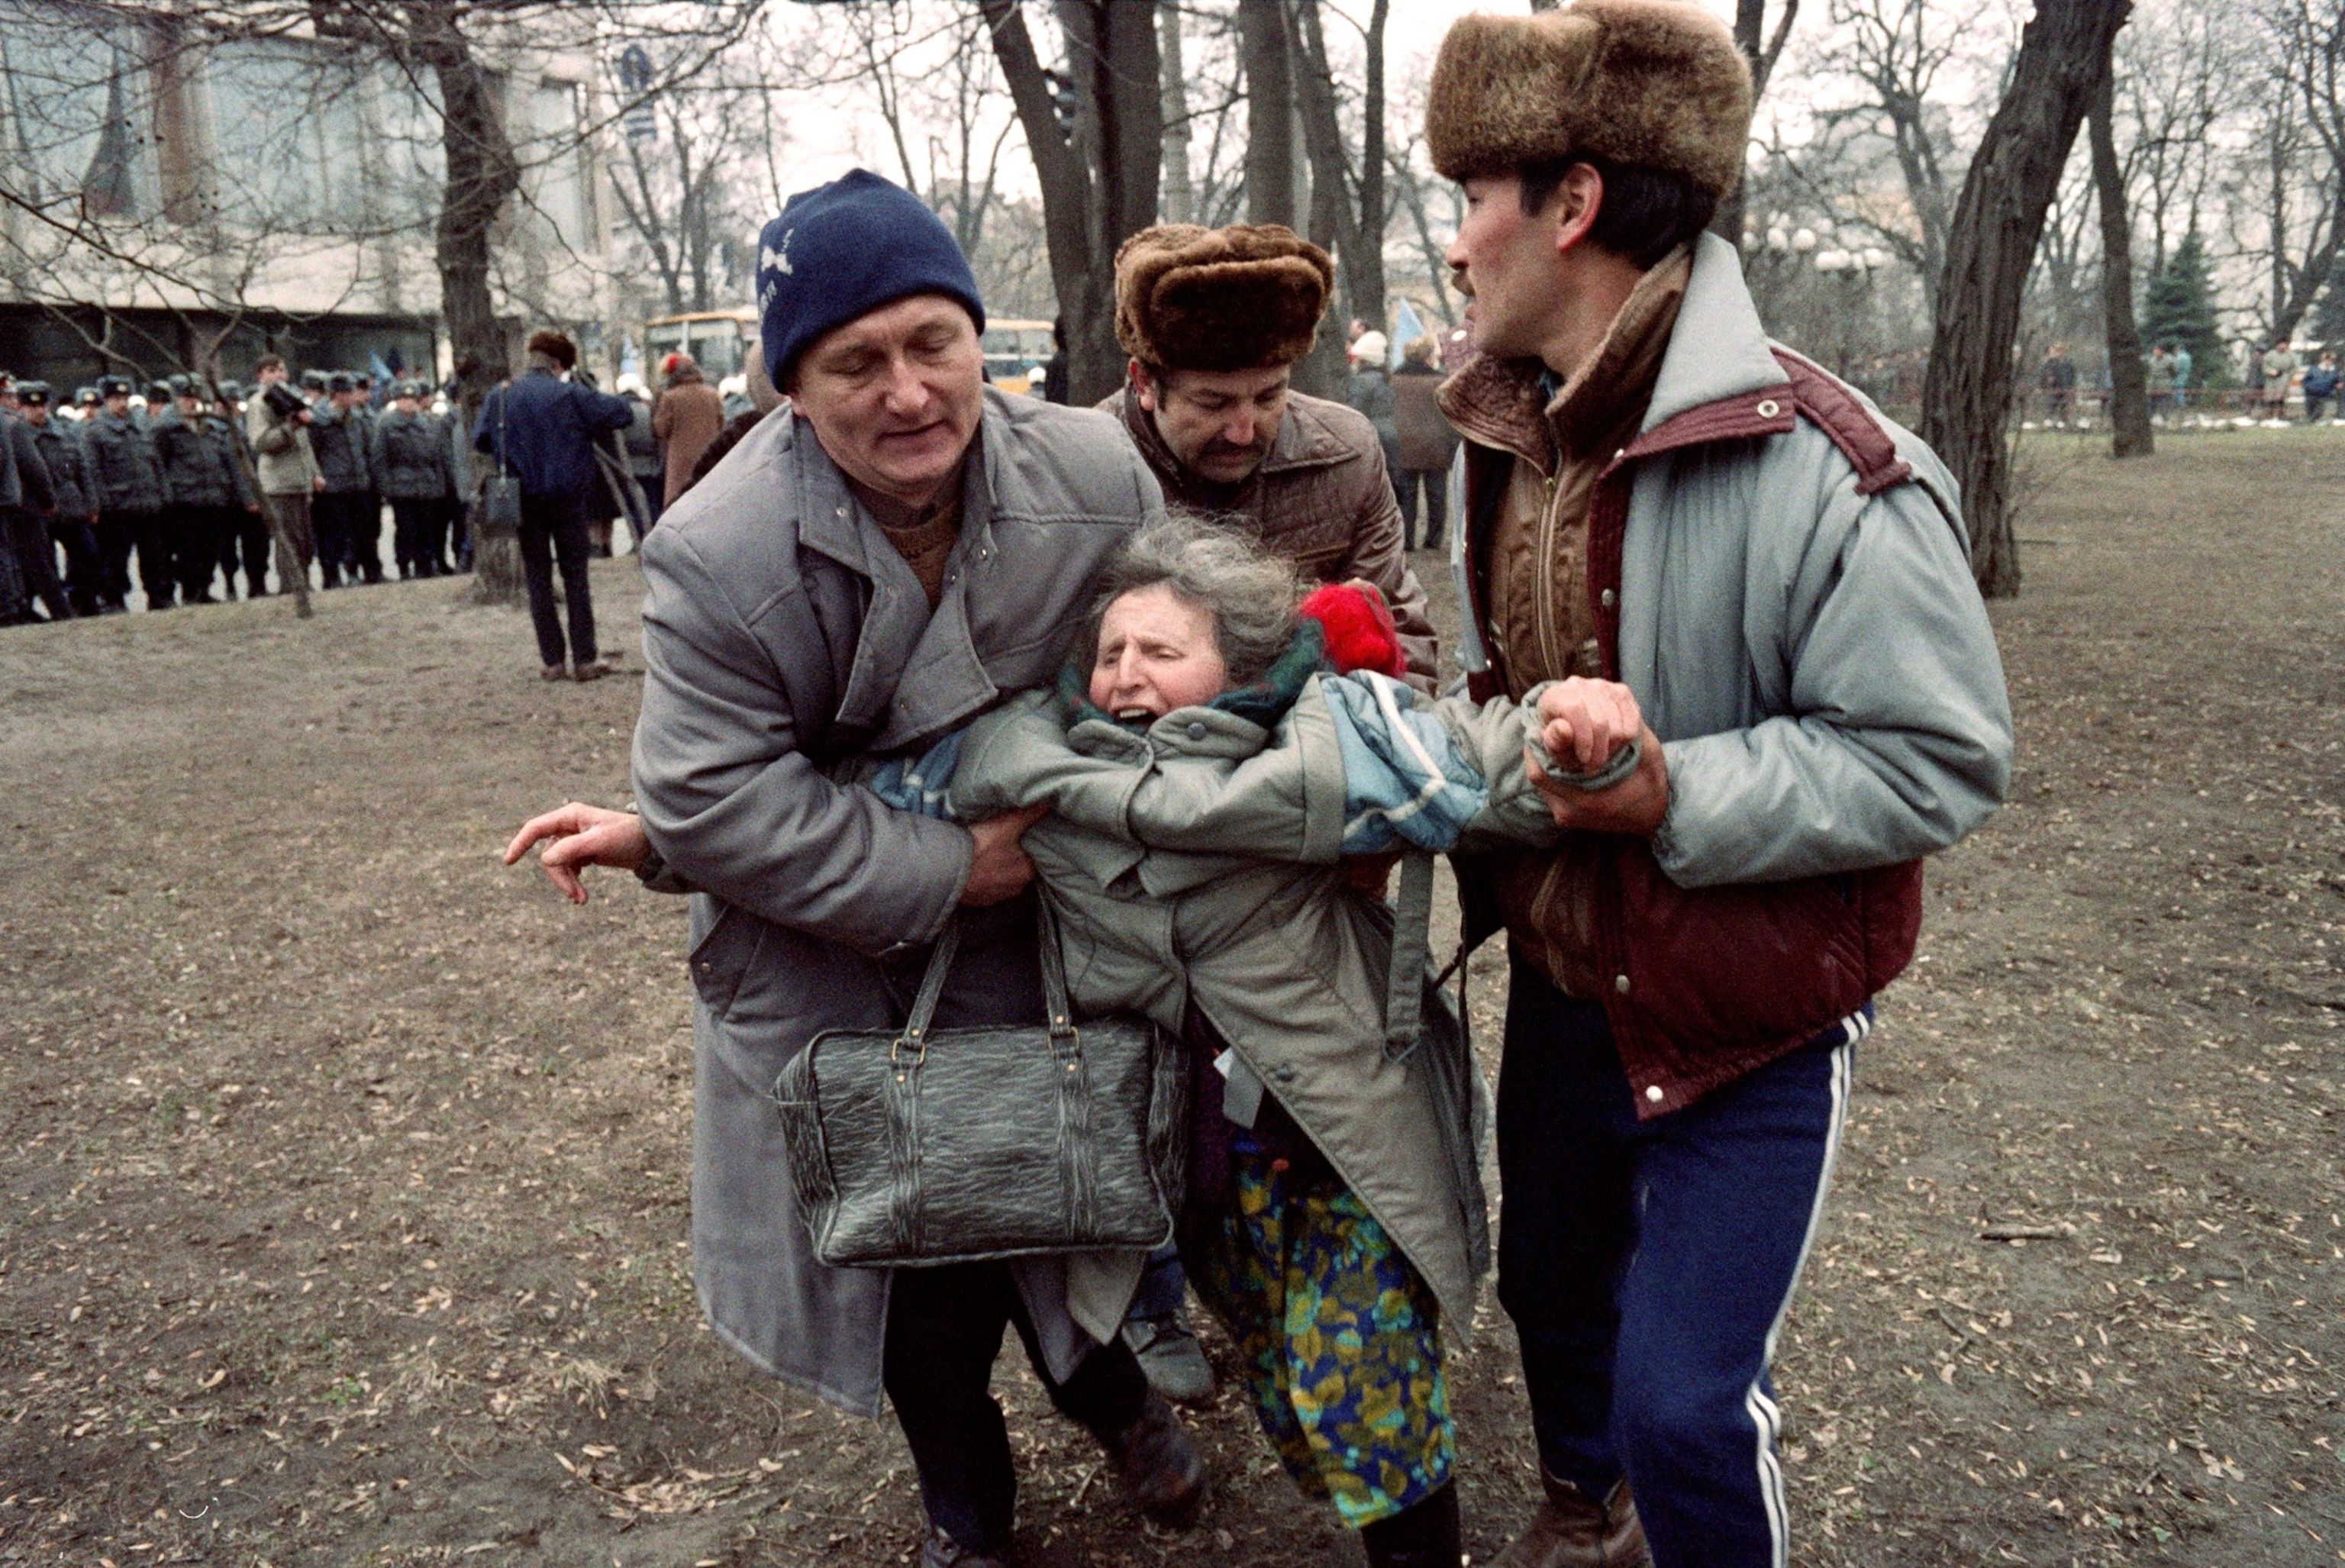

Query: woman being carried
[[858, 516, 1584, 1568], [511, 517, 1608, 1568]]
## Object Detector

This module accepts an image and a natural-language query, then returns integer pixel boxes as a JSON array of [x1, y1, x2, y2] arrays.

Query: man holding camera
[[246, 356, 323, 589]]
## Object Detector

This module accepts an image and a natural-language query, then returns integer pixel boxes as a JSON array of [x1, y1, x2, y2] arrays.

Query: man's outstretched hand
[[961, 804, 1050, 907], [504, 802, 651, 905]]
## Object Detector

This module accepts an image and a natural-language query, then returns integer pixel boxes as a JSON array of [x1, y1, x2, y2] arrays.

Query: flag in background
[[1390, 299, 1426, 368]]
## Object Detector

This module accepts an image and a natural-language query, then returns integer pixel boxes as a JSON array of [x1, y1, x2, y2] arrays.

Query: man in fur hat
[[1425, 4, 2011, 1566], [1103, 223, 1437, 688]]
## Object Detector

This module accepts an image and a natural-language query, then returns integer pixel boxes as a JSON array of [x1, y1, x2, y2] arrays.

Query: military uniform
[[153, 398, 256, 604], [84, 386, 171, 609], [308, 389, 373, 589], [2, 388, 70, 622], [21, 389, 105, 614], [211, 389, 270, 596]]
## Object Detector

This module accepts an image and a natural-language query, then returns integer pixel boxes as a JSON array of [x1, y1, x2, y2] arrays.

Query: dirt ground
[[2, 430, 2340, 1567]]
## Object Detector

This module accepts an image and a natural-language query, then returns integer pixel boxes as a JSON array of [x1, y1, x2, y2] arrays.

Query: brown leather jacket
[[1100, 387, 1437, 687]]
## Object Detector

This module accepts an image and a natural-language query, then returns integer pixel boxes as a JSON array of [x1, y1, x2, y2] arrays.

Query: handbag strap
[[495, 379, 511, 481], [893, 901, 1078, 1060], [1035, 896, 1079, 1049], [898, 918, 964, 1053], [1383, 852, 1437, 1062]]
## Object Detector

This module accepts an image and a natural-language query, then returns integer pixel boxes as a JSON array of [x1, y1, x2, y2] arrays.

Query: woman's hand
[[504, 802, 650, 905], [1534, 677, 1643, 772], [1526, 679, 1670, 837]]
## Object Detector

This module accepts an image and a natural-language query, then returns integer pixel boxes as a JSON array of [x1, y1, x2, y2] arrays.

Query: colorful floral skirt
[[1188, 1142, 1453, 1527]]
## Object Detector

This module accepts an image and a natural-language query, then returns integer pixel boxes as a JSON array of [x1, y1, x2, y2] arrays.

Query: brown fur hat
[[1114, 224, 1334, 373], [1426, 1, 1753, 202], [525, 328, 578, 369]]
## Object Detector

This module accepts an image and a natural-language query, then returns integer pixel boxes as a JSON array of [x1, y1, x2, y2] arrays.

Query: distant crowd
[[0, 347, 743, 634], [2034, 337, 2341, 427], [0, 363, 467, 625]]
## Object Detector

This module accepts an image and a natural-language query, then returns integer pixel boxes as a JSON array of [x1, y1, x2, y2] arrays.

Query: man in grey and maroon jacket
[[1424, 5, 2011, 1567]]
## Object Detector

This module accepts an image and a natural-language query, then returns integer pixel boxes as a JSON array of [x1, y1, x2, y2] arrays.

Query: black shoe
[[918, 1528, 1011, 1568], [1098, 1392, 1205, 1529], [1361, 1482, 1461, 1568]]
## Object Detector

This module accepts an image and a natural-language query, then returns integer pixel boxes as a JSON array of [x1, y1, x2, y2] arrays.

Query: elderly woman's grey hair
[[1082, 513, 1301, 688]]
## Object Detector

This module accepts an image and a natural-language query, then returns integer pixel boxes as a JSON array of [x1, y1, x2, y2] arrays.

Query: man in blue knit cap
[[506, 169, 1195, 1568]]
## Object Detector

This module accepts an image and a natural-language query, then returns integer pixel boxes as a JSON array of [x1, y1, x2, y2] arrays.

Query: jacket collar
[[792, 393, 1014, 752], [1438, 232, 1795, 472]]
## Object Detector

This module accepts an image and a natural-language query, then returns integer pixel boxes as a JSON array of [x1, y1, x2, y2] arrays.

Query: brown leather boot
[[1487, 1471, 1650, 1568], [1097, 1392, 1207, 1528]]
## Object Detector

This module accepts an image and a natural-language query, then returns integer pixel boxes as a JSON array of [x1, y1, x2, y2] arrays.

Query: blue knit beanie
[[756, 169, 986, 389]]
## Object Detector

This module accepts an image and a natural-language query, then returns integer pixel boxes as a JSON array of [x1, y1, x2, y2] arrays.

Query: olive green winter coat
[[950, 675, 1557, 1334]]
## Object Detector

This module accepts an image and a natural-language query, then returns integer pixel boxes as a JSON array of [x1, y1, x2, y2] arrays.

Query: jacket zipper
[[1533, 470, 1562, 680]]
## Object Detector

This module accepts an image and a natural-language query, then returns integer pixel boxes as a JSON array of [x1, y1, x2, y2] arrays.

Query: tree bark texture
[[1238, 0, 1296, 229], [1159, 2, 1195, 225], [1712, 0, 1800, 245], [413, 0, 524, 606], [1920, 0, 2130, 599], [2089, 53, 2152, 459], [982, 2, 1157, 405]]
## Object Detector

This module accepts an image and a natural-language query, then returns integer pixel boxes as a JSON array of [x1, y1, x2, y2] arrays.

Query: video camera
[[261, 380, 306, 419]]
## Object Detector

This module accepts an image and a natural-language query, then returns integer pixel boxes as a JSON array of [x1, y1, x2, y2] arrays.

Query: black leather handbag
[[479, 382, 523, 534], [772, 902, 1188, 1269]]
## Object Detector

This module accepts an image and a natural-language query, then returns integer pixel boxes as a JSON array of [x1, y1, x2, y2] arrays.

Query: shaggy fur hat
[[1114, 224, 1334, 373], [525, 328, 579, 369], [1426, 0, 1753, 202]]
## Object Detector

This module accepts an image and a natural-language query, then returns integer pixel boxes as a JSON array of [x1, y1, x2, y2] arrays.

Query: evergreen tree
[[2310, 260, 2345, 350], [2140, 232, 2229, 387]]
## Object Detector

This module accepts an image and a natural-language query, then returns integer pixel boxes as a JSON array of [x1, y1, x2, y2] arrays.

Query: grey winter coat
[[83, 411, 168, 512], [629, 389, 1166, 1418], [28, 421, 95, 517], [152, 411, 255, 510], [0, 418, 54, 515], [310, 405, 371, 495], [369, 409, 458, 502]]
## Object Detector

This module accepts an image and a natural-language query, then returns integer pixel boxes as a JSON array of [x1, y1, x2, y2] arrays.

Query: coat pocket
[[688, 904, 766, 1019]]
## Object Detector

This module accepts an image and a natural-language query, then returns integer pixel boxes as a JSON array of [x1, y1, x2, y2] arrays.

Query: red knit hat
[[1298, 582, 1406, 679]]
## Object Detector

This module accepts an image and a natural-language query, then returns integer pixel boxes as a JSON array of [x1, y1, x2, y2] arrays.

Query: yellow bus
[[982, 319, 1056, 395], [642, 309, 780, 410]]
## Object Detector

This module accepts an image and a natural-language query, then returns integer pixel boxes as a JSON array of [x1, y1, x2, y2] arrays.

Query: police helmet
[[73, 386, 100, 408], [326, 371, 356, 395], [15, 381, 50, 407], [299, 369, 328, 392], [97, 375, 133, 399], [215, 380, 244, 402]]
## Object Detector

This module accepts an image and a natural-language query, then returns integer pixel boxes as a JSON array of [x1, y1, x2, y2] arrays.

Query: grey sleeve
[[630, 526, 974, 955], [1653, 478, 2013, 886], [9, 424, 53, 511]]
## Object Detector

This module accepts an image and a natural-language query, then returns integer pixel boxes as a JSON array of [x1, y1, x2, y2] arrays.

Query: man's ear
[[1128, 359, 1158, 414], [1551, 163, 1605, 259]]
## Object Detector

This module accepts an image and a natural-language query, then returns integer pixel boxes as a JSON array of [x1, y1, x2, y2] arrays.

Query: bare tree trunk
[[1238, 0, 1296, 228], [412, 0, 524, 606], [1712, 0, 1801, 244], [1058, 0, 1160, 402], [1160, 2, 1195, 225], [1920, 0, 2130, 599], [983, 1, 1155, 404], [2089, 53, 2152, 458]]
